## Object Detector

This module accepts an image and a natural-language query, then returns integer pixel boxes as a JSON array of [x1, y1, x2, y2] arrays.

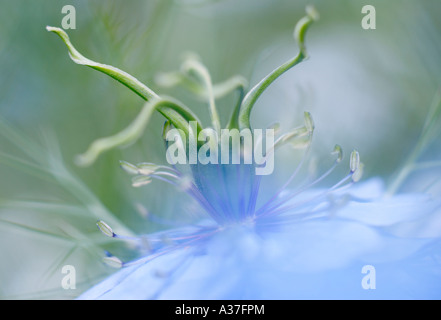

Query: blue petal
[[78, 180, 441, 299]]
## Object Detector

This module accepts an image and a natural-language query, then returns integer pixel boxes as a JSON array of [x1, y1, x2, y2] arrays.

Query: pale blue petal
[[337, 193, 440, 226], [78, 179, 441, 300]]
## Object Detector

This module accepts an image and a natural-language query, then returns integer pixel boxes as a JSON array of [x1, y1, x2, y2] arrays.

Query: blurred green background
[[0, 0, 440, 299]]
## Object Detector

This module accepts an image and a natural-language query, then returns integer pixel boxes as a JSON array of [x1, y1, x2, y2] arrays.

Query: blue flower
[[46, 7, 441, 300]]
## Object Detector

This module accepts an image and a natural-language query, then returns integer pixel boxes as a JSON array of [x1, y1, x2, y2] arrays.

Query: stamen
[[269, 112, 315, 153], [332, 144, 343, 163], [151, 171, 180, 181], [103, 255, 123, 269], [266, 173, 354, 217], [137, 163, 161, 175], [257, 205, 332, 227], [122, 227, 220, 268], [131, 176, 153, 187], [350, 150, 360, 173], [261, 145, 356, 217], [352, 163, 364, 182], [119, 160, 140, 175], [268, 122, 281, 136], [271, 126, 308, 152], [143, 174, 176, 187], [120, 160, 177, 178], [253, 122, 281, 155], [97, 220, 115, 238], [349, 150, 364, 182], [257, 145, 343, 217]]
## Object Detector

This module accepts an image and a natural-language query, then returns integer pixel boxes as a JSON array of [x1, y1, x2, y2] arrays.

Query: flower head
[[46, 7, 441, 299]]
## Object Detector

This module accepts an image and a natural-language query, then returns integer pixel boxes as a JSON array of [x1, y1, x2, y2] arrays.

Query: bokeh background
[[0, 0, 440, 299]]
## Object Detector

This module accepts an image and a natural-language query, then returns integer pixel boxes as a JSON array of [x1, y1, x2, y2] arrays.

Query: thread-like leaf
[[75, 97, 203, 166], [46, 26, 158, 101], [238, 7, 318, 130]]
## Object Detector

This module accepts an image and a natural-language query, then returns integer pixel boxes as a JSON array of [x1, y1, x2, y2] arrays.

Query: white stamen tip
[[119, 160, 139, 175], [136, 162, 159, 175], [103, 256, 123, 269], [350, 150, 360, 173], [97, 220, 114, 238], [352, 163, 364, 182], [332, 144, 343, 163], [132, 175, 153, 187]]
